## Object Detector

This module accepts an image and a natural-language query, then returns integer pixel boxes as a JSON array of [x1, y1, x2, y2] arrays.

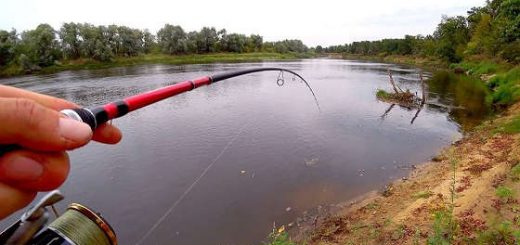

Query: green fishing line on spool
[[48, 203, 117, 245]]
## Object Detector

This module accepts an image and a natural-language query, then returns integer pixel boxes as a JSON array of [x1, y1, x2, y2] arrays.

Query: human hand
[[0, 85, 122, 219]]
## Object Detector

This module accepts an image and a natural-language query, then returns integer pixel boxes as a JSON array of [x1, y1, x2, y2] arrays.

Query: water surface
[[1, 59, 476, 244]]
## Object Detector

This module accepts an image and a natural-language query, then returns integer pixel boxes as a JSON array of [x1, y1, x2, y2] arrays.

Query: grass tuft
[[413, 190, 433, 199], [488, 67, 520, 107], [494, 115, 520, 134], [495, 186, 514, 200], [266, 231, 296, 245]]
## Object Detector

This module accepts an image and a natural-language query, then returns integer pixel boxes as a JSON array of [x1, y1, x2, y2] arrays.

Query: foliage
[[18, 24, 61, 68], [511, 163, 520, 180], [496, 186, 514, 199], [488, 67, 520, 106], [0, 29, 18, 66], [434, 16, 470, 62], [451, 61, 503, 76], [157, 24, 188, 55], [495, 114, 520, 134], [0, 23, 309, 75], [413, 190, 433, 199], [427, 210, 454, 245], [376, 89, 391, 100], [325, 0, 519, 65], [477, 221, 520, 244], [266, 231, 296, 245]]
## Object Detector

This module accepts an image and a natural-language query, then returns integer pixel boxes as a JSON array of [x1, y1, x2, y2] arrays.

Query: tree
[[76, 24, 114, 61], [221, 33, 247, 52], [157, 24, 187, 54], [495, 0, 520, 43], [59, 23, 81, 59], [196, 27, 218, 53], [0, 29, 18, 66], [315, 45, 323, 53], [433, 15, 470, 62], [19, 24, 60, 67], [186, 31, 198, 53], [466, 13, 495, 55], [142, 29, 155, 53], [247, 34, 263, 52], [117, 26, 143, 56]]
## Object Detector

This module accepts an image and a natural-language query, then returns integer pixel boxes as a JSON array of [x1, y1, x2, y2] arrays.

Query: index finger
[[0, 85, 122, 144]]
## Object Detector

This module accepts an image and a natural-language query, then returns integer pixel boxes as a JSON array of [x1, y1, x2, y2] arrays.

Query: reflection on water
[[0, 59, 487, 244], [428, 71, 490, 130]]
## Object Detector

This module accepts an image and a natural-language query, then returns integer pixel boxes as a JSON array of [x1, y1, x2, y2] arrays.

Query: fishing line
[[135, 122, 249, 245]]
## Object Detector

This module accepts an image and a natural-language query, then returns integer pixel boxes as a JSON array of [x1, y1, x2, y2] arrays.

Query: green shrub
[[477, 221, 520, 244], [496, 186, 514, 199], [266, 231, 296, 245], [413, 190, 433, 199], [511, 163, 520, 180], [488, 67, 520, 106], [496, 115, 520, 134], [427, 210, 454, 245]]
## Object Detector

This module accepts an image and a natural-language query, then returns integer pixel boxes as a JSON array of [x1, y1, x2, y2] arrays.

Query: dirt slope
[[291, 103, 520, 244]]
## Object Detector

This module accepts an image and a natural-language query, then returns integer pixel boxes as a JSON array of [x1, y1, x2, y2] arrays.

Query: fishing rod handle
[[61, 108, 101, 131]]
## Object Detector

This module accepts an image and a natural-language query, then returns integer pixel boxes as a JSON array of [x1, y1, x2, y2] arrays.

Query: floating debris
[[304, 158, 319, 167], [376, 69, 425, 108], [358, 169, 366, 176]]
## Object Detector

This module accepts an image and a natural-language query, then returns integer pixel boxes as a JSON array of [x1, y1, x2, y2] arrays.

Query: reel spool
[[0, 191, 117, 245]]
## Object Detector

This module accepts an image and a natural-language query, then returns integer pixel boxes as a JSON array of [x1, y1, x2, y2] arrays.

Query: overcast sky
[[1, 0, 485, 47]]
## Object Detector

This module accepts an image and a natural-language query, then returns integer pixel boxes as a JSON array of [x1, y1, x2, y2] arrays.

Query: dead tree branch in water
[[387, 69, 404, 94], [380, 103, 396, 120], [411, 106, 423, 124], [420, 71, 426, 105]]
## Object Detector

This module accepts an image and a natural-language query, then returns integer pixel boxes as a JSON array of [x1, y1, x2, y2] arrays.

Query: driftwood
[[387, 69, 404, 94], [377, 69, 424, 108], [420, 72, 426, 105], [377, 69, 429, 124]]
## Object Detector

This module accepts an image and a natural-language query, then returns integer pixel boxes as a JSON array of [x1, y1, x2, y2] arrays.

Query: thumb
[[0, 98, 93, 151]]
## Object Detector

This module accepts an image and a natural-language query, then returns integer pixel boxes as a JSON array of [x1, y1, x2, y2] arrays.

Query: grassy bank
[[0, 52, 311, 78], [341, 54, 448, 70], [450, 61, 520, 109]]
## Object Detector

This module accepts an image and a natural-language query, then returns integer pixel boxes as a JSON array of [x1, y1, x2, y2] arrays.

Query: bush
[[488, 67, 520, 106]]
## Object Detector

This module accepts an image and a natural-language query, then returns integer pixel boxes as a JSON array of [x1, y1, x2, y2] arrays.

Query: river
[[0, 59, 483, 244]]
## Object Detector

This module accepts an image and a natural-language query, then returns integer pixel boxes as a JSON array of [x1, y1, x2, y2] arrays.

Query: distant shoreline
[[0, 52, 313, 78]]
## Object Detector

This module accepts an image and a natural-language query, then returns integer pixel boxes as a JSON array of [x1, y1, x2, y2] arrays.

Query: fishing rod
[[61, 67, 320, 131], [0, 68, 319, 155], [0, 67, 318, 245]]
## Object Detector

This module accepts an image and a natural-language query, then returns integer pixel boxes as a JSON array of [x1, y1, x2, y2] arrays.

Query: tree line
[[0, 23, 309, 71], [319, 0, 519, 63]]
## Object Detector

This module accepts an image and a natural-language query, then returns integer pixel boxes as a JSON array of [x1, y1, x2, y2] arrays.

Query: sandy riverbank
[[289, 102, 520, 244]]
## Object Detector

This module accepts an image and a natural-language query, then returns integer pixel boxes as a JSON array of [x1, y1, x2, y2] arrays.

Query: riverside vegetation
[[0, 23, 310, 77], [267, 0, 519, 244]]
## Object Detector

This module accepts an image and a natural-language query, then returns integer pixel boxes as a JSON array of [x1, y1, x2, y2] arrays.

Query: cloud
[[0, 0, 486, 46]]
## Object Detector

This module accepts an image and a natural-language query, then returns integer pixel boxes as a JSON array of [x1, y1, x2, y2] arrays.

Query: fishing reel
[[0, 190, 117, 245]]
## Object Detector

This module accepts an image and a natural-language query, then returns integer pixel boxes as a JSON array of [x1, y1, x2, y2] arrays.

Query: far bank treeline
[[320, 0, 519, 64], [0, 24, 308, 74]]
